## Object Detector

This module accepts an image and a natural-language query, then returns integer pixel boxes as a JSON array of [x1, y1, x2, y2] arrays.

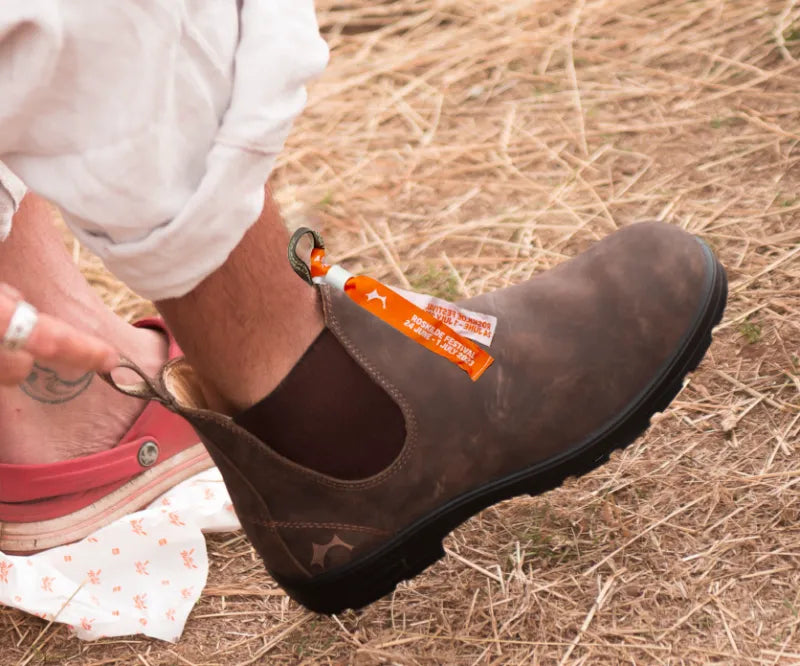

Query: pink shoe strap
[[0, 403, 198, 502], [0, 319, 198, 503], [135, 317, 183, 358]]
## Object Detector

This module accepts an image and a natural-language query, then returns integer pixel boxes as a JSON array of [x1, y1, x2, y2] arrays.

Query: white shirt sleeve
[[0, 1, 328, 300], [0, 2, 55, 240]]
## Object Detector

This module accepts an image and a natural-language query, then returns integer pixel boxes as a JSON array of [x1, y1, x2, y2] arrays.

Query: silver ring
[[3, 301, 38, 351]]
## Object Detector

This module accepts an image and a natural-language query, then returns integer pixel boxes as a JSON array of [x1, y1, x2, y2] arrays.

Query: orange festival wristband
[[289, 229, 494, 381]]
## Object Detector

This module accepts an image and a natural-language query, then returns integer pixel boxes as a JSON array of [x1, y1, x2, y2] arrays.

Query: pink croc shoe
[[0, 319, 213, 553]]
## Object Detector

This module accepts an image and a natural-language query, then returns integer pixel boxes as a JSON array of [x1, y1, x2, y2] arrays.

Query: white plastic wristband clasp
[[319, 264, 353, 291]]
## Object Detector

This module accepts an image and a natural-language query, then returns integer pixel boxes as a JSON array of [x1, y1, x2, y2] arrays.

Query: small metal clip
[[288, 227, 325, 285]]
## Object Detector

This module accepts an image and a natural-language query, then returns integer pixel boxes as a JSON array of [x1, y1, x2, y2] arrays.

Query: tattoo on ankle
[[20, 363, 94, 404]]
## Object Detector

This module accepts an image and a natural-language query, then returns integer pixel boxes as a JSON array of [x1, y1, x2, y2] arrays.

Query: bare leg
[[0, 194, 167, 464], [156, 187, 324, 412]]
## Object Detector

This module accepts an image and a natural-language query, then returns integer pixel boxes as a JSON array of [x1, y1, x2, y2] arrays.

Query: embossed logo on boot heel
[[310, 535, 354, 570]]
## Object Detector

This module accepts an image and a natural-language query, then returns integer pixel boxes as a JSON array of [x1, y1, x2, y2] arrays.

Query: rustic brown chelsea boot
[[111, 221, 727, 613]]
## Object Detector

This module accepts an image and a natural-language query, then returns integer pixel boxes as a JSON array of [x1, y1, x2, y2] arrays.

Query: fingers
[[0, 284, 119, 376], [24, 311, 119, 372], [0, 283, 22, 301], [0, 287, 37, 385], [0, 346, 35, 386]]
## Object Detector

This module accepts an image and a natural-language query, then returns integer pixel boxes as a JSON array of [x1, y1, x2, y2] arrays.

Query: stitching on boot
[[317, 286, 418, 489], [184, 406, 398, 491], [202, 437, 312, 578], [249, 520, 390, 536]]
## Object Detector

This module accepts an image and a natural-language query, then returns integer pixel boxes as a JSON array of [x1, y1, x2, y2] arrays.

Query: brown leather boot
[[110, 221, 727, 613]]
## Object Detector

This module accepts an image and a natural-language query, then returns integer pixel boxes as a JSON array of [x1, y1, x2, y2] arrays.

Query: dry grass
[[3, 0, 800, 663]]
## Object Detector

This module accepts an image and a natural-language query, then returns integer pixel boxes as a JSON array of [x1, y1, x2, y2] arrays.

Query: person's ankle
[[0, 325, 168, 465], [162, 285, 325, 415], [200, 302, 325, 414], [154, 187, 328, 416]]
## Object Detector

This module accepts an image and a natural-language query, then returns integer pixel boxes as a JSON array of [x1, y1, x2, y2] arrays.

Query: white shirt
[[0, 0, 328, 299]]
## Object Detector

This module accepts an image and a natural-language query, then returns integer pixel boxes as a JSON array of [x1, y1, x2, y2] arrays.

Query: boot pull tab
[[288, 227, 325, 286], [98, 356, 175, 407]]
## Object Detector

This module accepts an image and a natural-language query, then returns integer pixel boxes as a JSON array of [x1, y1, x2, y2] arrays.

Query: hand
[[0, 283, 119, 386]]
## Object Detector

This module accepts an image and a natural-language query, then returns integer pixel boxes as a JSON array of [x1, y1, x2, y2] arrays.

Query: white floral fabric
[[0, 468, 241, 642]]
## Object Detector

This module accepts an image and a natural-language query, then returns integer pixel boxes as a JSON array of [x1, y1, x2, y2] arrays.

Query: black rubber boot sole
[[275, 243, 728, 614]]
